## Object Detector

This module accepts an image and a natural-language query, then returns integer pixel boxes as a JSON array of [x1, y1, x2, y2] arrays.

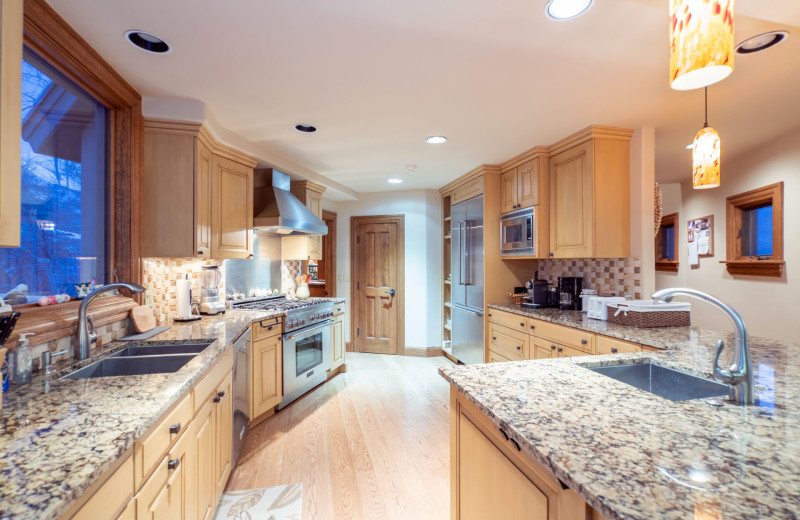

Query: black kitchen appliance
[[558, 276, 584, 311], [522, 272, 557, 309]]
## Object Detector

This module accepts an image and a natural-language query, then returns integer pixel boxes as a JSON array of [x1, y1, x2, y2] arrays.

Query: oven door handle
[[283, 319, 335, 341]]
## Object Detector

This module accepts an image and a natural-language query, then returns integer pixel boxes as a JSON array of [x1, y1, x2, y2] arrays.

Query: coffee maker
[[199, 265, 226, 315], [557, 276, 584, 311], [522, 271, 557, 308]]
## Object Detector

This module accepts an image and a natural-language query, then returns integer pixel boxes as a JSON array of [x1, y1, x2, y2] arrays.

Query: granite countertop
[[441, 310, 800, 519], [0, 309, 282, 520]]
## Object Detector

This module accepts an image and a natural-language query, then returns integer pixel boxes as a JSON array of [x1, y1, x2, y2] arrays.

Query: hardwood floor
[[227, 352, 455, 520]]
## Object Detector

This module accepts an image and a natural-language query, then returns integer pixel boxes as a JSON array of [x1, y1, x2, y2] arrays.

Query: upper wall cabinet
[[500, 157, 541, 214], [0, 0, 23, 247], [143, 120, 257, 259], [282, 180, 326, 261], [549, 127, 632, 259], [498, 149, 549, 259]]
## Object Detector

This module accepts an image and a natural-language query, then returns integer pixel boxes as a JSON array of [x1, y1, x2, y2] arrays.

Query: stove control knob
[[287, 319, 295, 328]]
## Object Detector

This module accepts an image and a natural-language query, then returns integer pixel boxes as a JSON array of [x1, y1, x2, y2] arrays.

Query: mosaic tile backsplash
[[142, 258, 227, 323], [537, 258, 642, 299], [29, 319, 131, 373], [281, 260, 302, 299]]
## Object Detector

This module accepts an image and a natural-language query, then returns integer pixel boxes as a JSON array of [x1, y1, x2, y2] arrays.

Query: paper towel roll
[[176, 279, 192, 318]]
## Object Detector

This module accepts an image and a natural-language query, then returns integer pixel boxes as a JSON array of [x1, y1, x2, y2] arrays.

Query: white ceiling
[[47, 0, 800, 193]]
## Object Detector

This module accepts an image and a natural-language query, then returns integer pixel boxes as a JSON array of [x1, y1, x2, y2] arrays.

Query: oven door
[[279, 320, 333, 409], [500, 207, 535, 255]]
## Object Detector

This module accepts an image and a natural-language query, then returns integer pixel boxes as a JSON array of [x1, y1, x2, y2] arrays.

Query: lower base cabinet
[[251, 328, 282, 420], [451, 388, 590, 520], [194, 398, 217, 520]]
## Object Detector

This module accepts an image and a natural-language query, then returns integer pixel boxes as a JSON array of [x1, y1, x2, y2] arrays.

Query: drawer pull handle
[[197, 250, 203, 255], [168, 458, 180, 471], [169, 423, 181, 435], [557, 347, 563, 353], [214, 390, 226, 403], [516, 346, 521, 350], [611, 347, 618, 353], [499, 429, 509, 441], [530, 325, 535, 330], [551, 345, 556, 350], [520, 322, 524, 327], [581, 339, 588, 345], [217, 390, 226, 398], [488, 313, 492, 317], [492, 336, 496, 341], [510, 439, 521, 451]]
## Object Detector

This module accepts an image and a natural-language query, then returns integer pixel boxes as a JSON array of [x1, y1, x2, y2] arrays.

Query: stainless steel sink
[[62, 354, 196, 380], [111, 342, 212, 357], [587, 361, 729, 402]]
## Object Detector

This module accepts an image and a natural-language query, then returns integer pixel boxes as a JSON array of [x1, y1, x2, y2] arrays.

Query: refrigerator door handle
[[465, 220, 471, 286], [458, 221, 465, 285]]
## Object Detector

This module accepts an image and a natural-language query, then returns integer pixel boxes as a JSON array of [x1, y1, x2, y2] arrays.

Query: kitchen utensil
[[130, 306, 156, 333], [0, 311, 21, 346]]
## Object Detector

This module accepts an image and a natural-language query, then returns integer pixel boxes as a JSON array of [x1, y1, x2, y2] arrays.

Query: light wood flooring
[[226, 352, 454, 520]]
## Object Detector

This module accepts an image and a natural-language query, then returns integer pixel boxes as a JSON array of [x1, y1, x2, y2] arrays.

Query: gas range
[[228, 295, 334, 333]]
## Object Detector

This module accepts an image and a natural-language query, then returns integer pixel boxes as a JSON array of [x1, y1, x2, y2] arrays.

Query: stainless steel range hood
[[253, 170, 328, 236]]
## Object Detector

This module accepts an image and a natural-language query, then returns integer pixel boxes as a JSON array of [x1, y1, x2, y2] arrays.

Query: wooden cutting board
[[130, 306, 156, 333]]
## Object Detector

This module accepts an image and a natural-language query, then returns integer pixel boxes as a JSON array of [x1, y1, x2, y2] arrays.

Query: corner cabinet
[[143, 120, 257, 259], [548, 127, 632, 259]]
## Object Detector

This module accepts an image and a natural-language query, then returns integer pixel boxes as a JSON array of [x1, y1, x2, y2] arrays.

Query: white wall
[[654, 126, 800, 341], [630, 126, 657, 298], [654, 182, 686, 289], [323, 190, 442, 349]]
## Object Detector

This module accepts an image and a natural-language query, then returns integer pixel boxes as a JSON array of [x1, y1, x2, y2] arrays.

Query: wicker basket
[[507, 293, 526, 305], [607, 301, 691, 328]]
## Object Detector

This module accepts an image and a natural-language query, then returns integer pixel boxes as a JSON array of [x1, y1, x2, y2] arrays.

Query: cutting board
[[130, 306, 157, 333]]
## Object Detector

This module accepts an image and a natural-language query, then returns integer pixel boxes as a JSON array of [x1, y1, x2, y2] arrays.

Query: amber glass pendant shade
[[693, 125, 721, 189], [670, 0, 735, 90]]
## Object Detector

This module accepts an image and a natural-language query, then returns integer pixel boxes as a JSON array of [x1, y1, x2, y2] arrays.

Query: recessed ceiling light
[[545, 0, 593, 20], [425, 136, 447, 144], [388, 178, 403, 184], [294, 124, 317, 133], [736, 31, 788, 54], [125, 30, 171, 54]]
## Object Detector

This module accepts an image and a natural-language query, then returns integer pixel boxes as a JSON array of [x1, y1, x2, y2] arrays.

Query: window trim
[[1, 0, 143, 349], [722, 182, 784, 277], [655, 212, 679, 272]]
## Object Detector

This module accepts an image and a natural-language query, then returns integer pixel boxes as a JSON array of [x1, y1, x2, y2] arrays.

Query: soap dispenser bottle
[[12, 333, 36, 384]]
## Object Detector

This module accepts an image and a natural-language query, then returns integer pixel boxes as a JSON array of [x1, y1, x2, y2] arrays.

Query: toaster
[[586, 296, 627, 321]]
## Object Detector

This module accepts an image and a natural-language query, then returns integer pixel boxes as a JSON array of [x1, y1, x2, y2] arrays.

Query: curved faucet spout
[[77, 282, 146, 361], [651, 288, 754, 405]]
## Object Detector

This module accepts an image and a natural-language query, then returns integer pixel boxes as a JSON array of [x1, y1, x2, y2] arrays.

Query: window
[[724, 182, 784, 277], [655, 212, 679, 272], [0, 52, 108, 305]]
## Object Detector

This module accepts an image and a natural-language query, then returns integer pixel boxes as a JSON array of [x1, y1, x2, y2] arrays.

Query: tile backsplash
[[142, 258, 227, 323], [281, 260, 302, 299], [537, 258, 642, 299], [29, 318, 131, 373]]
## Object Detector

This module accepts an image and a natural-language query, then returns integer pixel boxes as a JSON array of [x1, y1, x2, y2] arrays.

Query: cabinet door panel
[[517, 159, 539, 209], [531, 337, 555, 360], [215, 371, 233, 499], [136, 456, 170, 520], [557, 344, 590, 358], [457, 412, 548, 520], [550, 141, 593, 258], [211, 155, 253, 259], [488, 323, 527, 362], [193, 398, 216, 520], [500, 169, 517, 214], [252, 336, 282, 417], [195, 138, 212, 257], [331, 317, 345, 369]]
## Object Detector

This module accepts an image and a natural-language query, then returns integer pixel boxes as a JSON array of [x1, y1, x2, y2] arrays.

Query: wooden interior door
[[352, 216, 404, 355]]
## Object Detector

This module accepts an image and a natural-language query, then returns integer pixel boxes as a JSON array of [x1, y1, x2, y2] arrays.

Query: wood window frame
[[2, 0, 143, 349], [721, 182, 784, 277], [655, 212, 679, 272]]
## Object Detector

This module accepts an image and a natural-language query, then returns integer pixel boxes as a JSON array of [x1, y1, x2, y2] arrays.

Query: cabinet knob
[[551, 345, 556, 350], [530, 325, 535, 330], [611, 347, 618, 353], [581, 339, 588, 345], [516, 346, 521, 350], [488, 313, 492, 317], [557, 347, 563, 353], [168, 458, 180, 471], [520, 322, 524, 327], [197, 250, 204, 255], [549, 252, 554, 257], [492, 336, 496, 341], [169, 423, 181, 435]]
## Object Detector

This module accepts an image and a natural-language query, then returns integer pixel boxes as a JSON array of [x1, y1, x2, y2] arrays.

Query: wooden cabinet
[[556, 344, 590, 358], [488, 310, 528, 333], [251, 323, 283, 420], [531, 337, 556, 360], [331, 303, 346, 371], [451, 388, 586, 520], [134, 393, 193, 490], [192, 398, 216, 520], [214, 371, 233, 500], [73, 455, 134, 520], [596, 335, 641, 355], [488, 322, 528, 362], [500, 158, 541, 214], [143, 121, 257, 259], [283, 180, 326, 261], [0, 0, 23, 247], [531, 319, 594, 354], [548, 128, 632, 258], [452, 176, 484, 205]]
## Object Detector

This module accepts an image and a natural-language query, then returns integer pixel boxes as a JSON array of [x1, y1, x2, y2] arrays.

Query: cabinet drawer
[[194, 347, 234, 413], [531, 319, 594, 353], [73, 455, 134, 520], [252, 317, 282, 341], [596, 335, 641, 355], [135, 393, 192, 490], [487, 310, 528, 333], [489, 323, 528, 361], [452, 176, 484, 205], [333, 302, 346, 316], [489, 350, 513, 363], [531, 336, 557, 360], [556, 344, 590, 358]]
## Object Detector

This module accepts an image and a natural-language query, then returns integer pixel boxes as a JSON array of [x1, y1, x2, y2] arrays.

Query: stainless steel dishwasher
[[232, 327, 251, 467]]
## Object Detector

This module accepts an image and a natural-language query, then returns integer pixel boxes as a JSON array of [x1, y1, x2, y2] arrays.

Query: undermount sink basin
[[587, 361, 729, 402], [62, 354, 196, 380], [111, 342, 212, 357]]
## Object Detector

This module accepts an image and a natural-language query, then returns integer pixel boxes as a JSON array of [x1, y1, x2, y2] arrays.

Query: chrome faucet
[[651, 288, 754, 405], [77, 282, 146, 360]]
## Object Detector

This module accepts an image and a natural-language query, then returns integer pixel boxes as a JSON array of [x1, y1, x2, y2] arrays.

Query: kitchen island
[[441, 307, 800, 519], [0, 309, 279, 520]]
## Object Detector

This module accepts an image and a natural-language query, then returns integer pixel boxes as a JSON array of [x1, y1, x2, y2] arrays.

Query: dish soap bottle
[[13, 333, 36, 384]]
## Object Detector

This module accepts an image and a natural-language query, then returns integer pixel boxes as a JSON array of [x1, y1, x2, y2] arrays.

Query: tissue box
[[607, 300, 691, 328]]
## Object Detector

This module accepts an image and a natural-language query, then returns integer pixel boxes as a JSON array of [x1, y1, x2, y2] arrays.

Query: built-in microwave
[[500, 207, 535, 256]]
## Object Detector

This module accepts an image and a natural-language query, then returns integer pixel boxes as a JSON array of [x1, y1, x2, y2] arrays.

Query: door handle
[[385, 288, 396, 297]]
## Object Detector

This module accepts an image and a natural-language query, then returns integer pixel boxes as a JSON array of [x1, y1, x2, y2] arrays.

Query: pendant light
[[669, 0, 735, 90], [692, 88, 721, 189]]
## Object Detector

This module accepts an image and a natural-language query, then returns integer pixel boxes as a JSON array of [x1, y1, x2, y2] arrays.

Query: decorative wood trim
[[439, 164, 500, 195], [403, 346, 445, 358], [345, 341, 352, 353], [655, 261, 679, 273], [500, 146, 549, 173], [724, 182, 783, 277], [0, 0, 23, 248], [143, 120, 258, 167], [655, 212, 679, 272], [322, 210, 337, 298], [548, 125, 634, 157], [291, 180, 327, 195], [2, 296, 138, 349], [720, 260, 785, 277]]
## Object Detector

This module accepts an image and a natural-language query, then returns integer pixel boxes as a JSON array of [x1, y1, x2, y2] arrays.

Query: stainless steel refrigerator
[[451, 194, 484, 364]]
